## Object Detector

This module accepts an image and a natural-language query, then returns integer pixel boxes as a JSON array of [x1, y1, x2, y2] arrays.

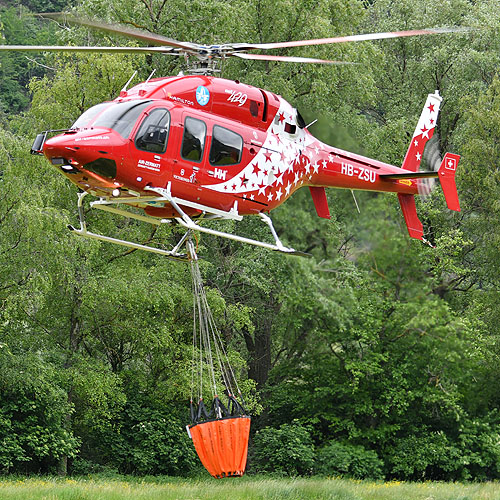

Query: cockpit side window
[[181, 117, 206, 163], [135, 108, 171, 153], [92, 100, 152, 138]]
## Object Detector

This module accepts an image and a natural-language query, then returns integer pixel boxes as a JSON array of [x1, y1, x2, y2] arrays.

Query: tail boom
[[304, 90, 459, 242]]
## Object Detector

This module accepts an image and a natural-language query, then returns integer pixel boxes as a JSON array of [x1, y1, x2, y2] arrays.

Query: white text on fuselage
[[341, 163, 376, 183], [74, 135, 110, 142], [167, 93, 194, 107], [137, 159, 160, 172], [209, 168, 227, 181]]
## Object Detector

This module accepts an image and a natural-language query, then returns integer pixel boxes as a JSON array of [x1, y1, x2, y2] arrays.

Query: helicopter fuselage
[[41, 75, 422, 221]]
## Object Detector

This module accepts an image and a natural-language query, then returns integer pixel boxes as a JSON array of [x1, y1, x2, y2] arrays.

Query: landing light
[[112, 188, 121, 197]]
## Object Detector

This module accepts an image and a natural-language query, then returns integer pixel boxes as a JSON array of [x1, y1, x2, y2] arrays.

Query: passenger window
[[209, 126, 243, 166], [181, 117, 206, 162], [135, 108, 171, 153]]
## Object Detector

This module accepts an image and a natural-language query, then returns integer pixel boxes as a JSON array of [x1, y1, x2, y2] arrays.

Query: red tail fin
[[398, 193, 424, 240], [309, 186, 331, 219], [438, 153, 460, 211]]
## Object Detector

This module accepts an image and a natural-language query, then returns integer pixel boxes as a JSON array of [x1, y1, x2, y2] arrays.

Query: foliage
[[19, 0, 71, 12], [251, 421, 315, 476], [99, 398, 199, 476], [1, 0, 500, 482], [314, 441, 384, 479], [0, 348, 79, 473], [385, 417, 500, 481], [0, 5, 61, 116]]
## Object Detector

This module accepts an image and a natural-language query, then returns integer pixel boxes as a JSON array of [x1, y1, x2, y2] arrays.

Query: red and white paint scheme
[[13, 14, 465, 257], [36, 75, 460, 256]]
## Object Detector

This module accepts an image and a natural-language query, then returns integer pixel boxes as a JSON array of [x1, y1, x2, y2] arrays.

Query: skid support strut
[[145, 184, 309, 256], [68, 191, 188, 260]]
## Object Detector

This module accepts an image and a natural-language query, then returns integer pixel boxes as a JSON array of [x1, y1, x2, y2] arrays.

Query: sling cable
[[186, 238, 251, 478]]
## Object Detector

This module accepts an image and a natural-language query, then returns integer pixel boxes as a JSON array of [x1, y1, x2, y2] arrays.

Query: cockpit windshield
[[71, 102, 112, 130], [92, 100, 152, 138], [71, 100, 153, 138]]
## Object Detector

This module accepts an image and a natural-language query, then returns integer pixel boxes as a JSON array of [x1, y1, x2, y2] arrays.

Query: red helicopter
[[3, 14, 464, 258]]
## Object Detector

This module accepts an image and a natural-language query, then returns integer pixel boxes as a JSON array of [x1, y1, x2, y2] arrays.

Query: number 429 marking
[[225, 89, 248, 107]]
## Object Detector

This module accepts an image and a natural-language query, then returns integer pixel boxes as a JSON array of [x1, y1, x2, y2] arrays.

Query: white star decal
[[416, 152, 421, 161], [267, 191, 273, 202], [313, 163, 319, 174], [285, 182, 292, 196], [275, 188, 283, 201]]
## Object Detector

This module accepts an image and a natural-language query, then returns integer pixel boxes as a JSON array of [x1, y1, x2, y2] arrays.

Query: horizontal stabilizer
[[398, 193, 423, 240], [380, 171, 438, 180]]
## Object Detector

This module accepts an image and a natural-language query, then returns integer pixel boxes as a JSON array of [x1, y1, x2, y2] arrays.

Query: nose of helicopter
[[43, 128, 123, 182]]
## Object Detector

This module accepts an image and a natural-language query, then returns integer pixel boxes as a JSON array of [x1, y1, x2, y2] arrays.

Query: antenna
[[305, 119, 318, 129], [120, 70, 137, 97], [351, 190, 360, 213], [138, 70, 157, 97], [144, 69, 156, 83]]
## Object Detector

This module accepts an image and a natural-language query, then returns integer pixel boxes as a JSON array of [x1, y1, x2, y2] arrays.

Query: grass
[[0, 475, 499, 500]]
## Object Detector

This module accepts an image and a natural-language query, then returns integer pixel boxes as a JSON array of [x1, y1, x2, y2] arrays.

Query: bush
[[386, 432, 462, 480], [315, 441, 384, 479], [386, 420, 500, 481], [0, 351, 80, 474], [251, 421, 315, 476], [104, 401, 199, 476]]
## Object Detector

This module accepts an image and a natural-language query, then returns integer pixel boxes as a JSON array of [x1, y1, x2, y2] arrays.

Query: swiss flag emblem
[[445, 157, 457, 171]]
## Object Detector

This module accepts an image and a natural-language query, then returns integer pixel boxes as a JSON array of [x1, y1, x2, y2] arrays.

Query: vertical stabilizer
[[398, 193, 423, 240], [401, 91, 442, 172], [309, 186, 331, 219], [438, 152, 461, 211]]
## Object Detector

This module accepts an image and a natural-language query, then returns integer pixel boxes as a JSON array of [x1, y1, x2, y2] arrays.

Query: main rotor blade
[[0, 45, 178, 54], [232, 53, 355, 64], [236, 27, 470, 51], [40, 13, 200, 52]]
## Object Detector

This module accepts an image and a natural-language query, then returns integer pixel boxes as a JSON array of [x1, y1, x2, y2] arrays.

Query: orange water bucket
[[189, 416, 251, 478]]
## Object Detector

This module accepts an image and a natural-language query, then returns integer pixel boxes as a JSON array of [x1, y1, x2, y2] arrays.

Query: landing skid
[[69, 191, 189, 261], [69, 185, 310, 258]]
